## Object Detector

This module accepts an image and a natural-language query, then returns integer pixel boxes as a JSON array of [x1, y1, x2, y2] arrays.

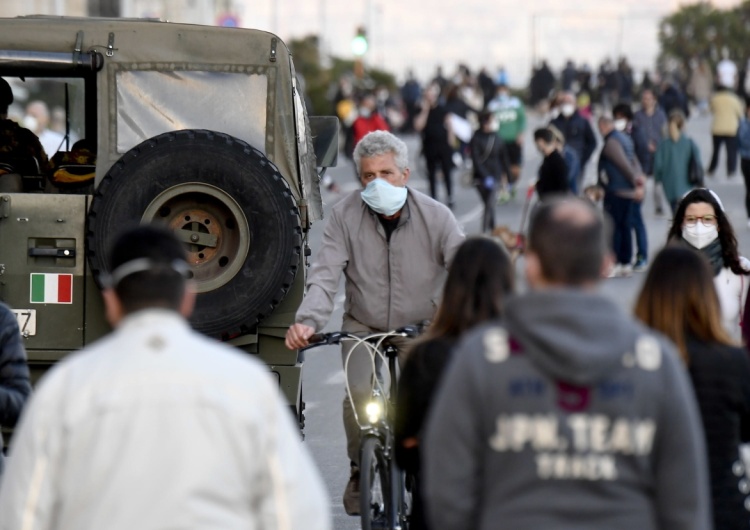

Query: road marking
[[457, 205, 483, 227]]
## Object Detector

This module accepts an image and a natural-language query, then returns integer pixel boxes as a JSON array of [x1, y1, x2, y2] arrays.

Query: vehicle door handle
[[28, 248, 76, 258]]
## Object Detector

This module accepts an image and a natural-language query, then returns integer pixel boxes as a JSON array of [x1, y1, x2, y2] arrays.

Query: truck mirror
[[309, 116, 338, 169]]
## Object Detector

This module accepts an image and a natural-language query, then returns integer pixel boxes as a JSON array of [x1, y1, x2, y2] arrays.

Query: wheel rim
[[142, 182, 250, 293]]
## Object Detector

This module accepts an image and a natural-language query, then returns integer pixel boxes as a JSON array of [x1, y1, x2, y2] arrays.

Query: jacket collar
[[117, 308, 190, 333]]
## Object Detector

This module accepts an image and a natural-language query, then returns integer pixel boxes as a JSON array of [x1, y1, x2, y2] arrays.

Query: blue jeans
[[631, 201, 648, 261], [604, 194, 634, 265]]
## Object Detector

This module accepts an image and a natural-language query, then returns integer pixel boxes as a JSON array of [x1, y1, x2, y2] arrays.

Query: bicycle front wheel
[[360, 435, 391, 530]]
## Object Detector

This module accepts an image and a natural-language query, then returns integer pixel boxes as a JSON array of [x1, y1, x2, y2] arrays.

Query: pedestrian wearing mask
[[351, 92, 390, 153], [668, 188, 750, 339], [613, 103, 649, 271], [533, 128, 569, 201], [597, 115, 645, 278], [469, 111, 510, 232], [654, 110, 702, 214], [550, 91, 597, 191], [285, 130, 464, 516], [635, 245, 750, 530], [395, 237, 513, 530]]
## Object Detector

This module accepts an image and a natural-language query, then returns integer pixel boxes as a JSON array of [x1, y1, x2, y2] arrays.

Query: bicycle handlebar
[[300, 323, 427, 352]]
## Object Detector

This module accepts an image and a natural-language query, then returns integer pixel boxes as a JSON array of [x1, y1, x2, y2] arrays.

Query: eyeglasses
[[683, 214, 718, 227]]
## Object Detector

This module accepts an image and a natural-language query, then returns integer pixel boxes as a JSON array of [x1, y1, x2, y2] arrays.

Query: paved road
[[301, 109, 750, 529]]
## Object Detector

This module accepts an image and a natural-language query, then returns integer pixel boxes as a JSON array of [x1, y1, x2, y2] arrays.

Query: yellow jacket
[[711, 90, 745, 135]]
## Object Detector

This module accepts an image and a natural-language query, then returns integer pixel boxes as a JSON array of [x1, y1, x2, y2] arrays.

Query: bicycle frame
[[302, 327, 419, 529]]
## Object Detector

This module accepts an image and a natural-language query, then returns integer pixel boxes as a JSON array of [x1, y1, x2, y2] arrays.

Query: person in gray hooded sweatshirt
[[423, 197, 711, 530]]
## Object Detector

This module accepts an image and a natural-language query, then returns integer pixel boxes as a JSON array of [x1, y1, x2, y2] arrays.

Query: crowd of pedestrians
[[6, 52, 750, 530]]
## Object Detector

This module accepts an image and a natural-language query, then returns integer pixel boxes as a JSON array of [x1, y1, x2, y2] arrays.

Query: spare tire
[[87, 129, 301, 338]]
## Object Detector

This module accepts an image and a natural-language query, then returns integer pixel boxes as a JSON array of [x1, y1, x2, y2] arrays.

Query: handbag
[[688, 141, 704, 186]]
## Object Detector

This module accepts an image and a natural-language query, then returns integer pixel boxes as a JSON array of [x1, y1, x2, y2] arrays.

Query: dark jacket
[[0, 303, 32, 475], [550, 112, 597, 168], [395, 337, 456, 530], [598, 130, 640, 197], [686, 337, 750, 530], [469, 130, 509, 183], [537, 150, 569, 200], [424, 290, 711, 530]]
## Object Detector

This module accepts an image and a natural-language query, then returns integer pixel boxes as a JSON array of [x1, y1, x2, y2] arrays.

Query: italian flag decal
[[30, 274, 73, 304]]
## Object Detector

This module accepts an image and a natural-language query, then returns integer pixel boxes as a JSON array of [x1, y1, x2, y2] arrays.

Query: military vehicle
[[0, 16, 338, 431]]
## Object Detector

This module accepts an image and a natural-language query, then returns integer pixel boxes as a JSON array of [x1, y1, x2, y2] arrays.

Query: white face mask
[[682, 223, 719, 249], [614, 119, 628, 131], [549, 107, 560, 120], [561, 103, 575, 117], [359, 107, 372, 119], [361, 178, 408, 216]]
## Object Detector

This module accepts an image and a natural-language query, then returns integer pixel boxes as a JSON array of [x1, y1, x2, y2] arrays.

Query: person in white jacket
[[668, 188, 750, 340], [0, 225, 330, 530]]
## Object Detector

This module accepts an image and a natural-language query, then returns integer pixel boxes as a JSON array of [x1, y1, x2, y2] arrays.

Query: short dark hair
[[528, 198, 609, 285], [533, 128, 555, 144], [612, 103, 633, 121], [107, 225, 189, 314], [478, 110, 494, 126]]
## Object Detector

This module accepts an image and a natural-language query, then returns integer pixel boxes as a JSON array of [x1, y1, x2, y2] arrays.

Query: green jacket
[[488, 96, 526, 143], [653, 134, 701, 203]]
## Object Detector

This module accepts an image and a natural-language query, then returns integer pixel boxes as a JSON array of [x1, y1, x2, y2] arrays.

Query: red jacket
[[352, 113, 390, 146]]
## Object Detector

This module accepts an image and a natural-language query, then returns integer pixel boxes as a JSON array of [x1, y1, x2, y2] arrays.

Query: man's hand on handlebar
[[285, 323, 316, 350]]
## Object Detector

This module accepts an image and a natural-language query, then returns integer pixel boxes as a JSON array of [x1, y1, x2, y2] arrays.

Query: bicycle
[[302, 325, 421, 530]]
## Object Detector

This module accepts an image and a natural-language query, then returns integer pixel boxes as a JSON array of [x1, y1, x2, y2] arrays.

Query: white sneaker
[[607, 264, 621, 278], [618, 264, 633, 277]]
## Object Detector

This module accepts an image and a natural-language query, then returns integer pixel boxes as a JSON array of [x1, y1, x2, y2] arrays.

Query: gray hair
[[352, 131, 409, 174]]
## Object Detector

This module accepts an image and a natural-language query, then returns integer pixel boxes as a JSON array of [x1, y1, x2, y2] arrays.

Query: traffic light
[[351, 26, 368, 56]]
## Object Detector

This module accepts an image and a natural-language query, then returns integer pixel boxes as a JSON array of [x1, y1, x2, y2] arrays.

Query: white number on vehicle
[[12, 309, 36, 337]]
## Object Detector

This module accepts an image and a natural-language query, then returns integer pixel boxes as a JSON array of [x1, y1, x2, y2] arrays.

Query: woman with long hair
[[635, 245, 750, 530], [667, 188, 749, 338], [394, 237, 513, 530]]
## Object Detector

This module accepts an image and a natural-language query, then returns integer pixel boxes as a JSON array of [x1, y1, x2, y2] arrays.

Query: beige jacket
[[297, 188, 465, 331], [711, 90, 745, 135]]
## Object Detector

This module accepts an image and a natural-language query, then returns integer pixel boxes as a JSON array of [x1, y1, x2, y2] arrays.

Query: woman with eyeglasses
[[635, 245, 750, 530], [668, 188, 750, 338]]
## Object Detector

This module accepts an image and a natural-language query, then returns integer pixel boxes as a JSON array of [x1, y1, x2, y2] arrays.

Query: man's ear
[[525, 251, 542, 288], [102, 288, 124, 328], [180, 281, 197, 319]]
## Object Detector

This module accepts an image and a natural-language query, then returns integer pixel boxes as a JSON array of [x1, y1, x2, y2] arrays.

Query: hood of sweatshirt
[[504, 289, 644, 386]]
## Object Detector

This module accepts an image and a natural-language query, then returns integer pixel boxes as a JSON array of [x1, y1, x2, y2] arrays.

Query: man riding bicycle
[[285, 130, 465, 516]]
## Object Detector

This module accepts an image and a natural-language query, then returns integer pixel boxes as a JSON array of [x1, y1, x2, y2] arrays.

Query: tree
[[659, 1, 750, 74], [288, 34, 397, 116]]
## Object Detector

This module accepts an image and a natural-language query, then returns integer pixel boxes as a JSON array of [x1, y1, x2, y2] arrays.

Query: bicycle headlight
[[365, 401, 382, 424]]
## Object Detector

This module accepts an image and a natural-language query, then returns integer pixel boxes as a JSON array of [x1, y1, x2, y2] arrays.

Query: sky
[[135, 0, 742, 85]]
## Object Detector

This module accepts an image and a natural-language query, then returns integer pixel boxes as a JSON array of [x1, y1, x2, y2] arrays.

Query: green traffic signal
[[352, 31, 368, 56]]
